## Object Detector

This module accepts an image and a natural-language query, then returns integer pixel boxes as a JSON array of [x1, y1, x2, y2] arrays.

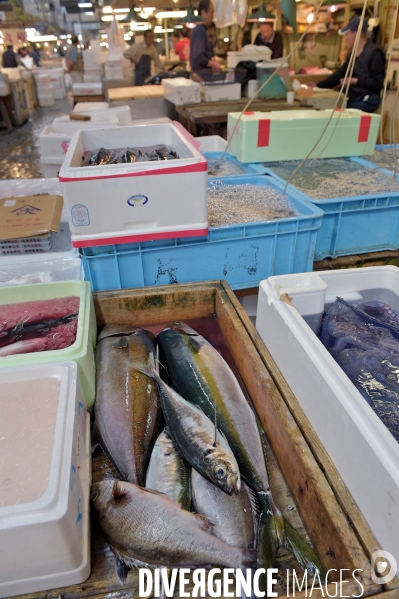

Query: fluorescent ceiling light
[[130, 22, 149, 30], [78, 2, 92, 7], [155, 10, 187, 18], [85, 11, 94, 15], [102, 5, 112, 12], [27, 34, 57, 41], [101, 15, 113, 20], [114, 8, 129, 12]]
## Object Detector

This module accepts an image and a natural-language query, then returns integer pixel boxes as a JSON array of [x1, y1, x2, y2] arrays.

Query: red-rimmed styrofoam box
[[0, 361, 91, 598], [256, 266, 399, 563], [227, 108, 380, 163], [59, 122, 208, 248], [39, 121, 119, 161], [72, 82, 103, 96]]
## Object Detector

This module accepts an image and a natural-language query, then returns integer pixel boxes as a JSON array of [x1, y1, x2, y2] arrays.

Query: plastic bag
[[320, 298, 399, 442]]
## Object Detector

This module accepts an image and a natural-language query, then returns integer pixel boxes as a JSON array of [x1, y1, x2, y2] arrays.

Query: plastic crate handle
[[173, 121, 202, 150]]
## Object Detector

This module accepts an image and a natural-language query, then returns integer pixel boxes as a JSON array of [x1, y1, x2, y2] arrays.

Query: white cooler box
[[73, 101, 108, 112], [40, 157, 63, 179], [256, 266, 399, 563], [195, 135, 228, 153], [83, 72, 102, 83], [72, 82, 103, 96], [59, 122, 208, 247], [200, 82, 241, 102], [40, 122, 119, 160], [0, 362, 90, 598], [162, 78, 201, 106], [37, 85, 55, 107], [69, 105, 131, 126]]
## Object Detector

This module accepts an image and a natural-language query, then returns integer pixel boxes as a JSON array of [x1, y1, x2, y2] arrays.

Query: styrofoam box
[[37, 85, 55, 107], [256, 266, 399, 562], [195, 135, 228, 153], [73, 101, 108, 112], [41, 160, 63, 179], [0, 281, 96, 407], [227, 46, 272, 68], [53, 115, 119, 127], [105, 66, 124, 81], [227, 109, 380, 163], [72, 82, 103, 96], [84, 72, 102, 83], [68, 106, 131, 126], [200, 82, 241, 103], [162, 78, 201, 106], [0, 362, 90, 598], [59, 122, 208, 247], [40, 122, 119, 160]]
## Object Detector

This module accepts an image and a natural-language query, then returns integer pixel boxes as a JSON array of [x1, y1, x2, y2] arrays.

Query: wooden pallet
[[10, 281, 398, 599]]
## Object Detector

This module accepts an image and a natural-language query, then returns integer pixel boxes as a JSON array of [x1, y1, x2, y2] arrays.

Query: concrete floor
[[0, 96, 73, 179]]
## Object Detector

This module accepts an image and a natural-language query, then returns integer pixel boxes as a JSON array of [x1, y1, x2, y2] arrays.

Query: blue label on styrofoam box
[[71, 204, 90, 227], [127, 195, 148, 207]]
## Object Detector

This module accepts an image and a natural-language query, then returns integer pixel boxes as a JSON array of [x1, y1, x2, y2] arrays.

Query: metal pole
[[164, 17, 169, 59]]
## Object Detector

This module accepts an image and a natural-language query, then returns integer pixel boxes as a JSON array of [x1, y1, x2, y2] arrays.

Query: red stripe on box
[[244, 111, 255, 115], [59, 160, 208, 183], [72, 227, 209, 248], [257, 119, 270, 147], [358, 115, 371, 142]]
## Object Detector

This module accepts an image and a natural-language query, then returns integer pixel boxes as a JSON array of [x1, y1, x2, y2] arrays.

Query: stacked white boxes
[[59, 122, 208, 247], [82, 48, 102, 84], [34, 73, 56, 107], [72, 82, 103, 97]]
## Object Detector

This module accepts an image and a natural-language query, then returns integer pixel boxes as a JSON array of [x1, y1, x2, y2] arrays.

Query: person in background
[[254, 21, 283, 59], [29, 45, 41, 67], [313, 16, 385, 113], [2, 44, 19, 68], [175, 28, 190, 61], [18, 47, 33, 70], [123, 30, 163, 86], [190, 0, 221, 72], [65, 35, 83, 83]]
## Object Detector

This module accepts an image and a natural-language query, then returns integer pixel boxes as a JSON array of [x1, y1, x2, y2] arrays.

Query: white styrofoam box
[[41, 158, 63, 179], [200, 82, 241, 102], [104, 66, 124, 81], [195, 135, 228, 153], [59, 122, 208, 247], [256, 266, 399, 562], [0, 362, 90, 598], [37, 85, 55, 107], [162, 78, 201, 106], [2, 68, 21, 81], [34, 74, 52, 87], [68, 106, 131, 126], [40, 122, 119, 160], [72, 82, 103, 96], [227, 109, 381, 163], [73, 101, 109, 112], [131, 117, 172, 125], [83, 49, 100, 71], [53, 115, 119, 127], [227, 46, 272, 68], [244, 79, 259, 98], [83, 72, 102, 83]]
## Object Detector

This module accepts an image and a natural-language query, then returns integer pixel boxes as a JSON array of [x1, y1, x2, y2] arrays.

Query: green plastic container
[[0, 281, 96, 409], [227, 109, 381, 163], [256, 61, 288, 100]]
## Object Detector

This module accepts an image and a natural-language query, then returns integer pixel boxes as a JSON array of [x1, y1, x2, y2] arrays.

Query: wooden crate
[[12, 281, 397, 599]]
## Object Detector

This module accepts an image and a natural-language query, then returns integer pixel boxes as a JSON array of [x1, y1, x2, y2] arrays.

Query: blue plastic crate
[[263, 159, 399, 260], [205, 152, 267, 178], [80, 176, 323, 292], [352, 144, 399, 176]]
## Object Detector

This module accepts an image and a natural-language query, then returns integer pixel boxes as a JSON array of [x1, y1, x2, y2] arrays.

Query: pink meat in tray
[[0, 297, 79, 356]]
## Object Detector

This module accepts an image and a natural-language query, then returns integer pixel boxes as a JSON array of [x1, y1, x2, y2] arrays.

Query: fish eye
[[90, 490, 98, 501], [215, 467, 226, 479]]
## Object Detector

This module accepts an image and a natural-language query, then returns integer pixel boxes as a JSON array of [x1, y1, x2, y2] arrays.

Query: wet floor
[[0, 95, 73, 179]]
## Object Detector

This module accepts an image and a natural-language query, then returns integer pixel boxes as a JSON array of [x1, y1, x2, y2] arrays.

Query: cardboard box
[[0, 195, 63, 240]]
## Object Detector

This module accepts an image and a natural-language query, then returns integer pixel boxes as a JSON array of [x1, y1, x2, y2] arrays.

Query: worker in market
[[254, 20, 283, 59], [2, 44, 19, 69], [65, 35, 84, 83], [190, 0, 221, 72], [175, 28, 191, 62], [309, 16, 385, 113], [123, 30, 164, 86]]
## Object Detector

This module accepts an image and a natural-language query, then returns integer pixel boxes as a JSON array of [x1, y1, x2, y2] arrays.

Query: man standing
[[2, 45, 19, 68], [254, 21, 283, 59], [315, 17, 385, 113], [123, 30, 163, 86], [190, 0, 221, 72], [66, 35, 83, 83]]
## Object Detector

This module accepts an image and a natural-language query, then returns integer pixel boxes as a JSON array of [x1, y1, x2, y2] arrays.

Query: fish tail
[[282, 517, 326, 582], [115, 557, 130, 586]]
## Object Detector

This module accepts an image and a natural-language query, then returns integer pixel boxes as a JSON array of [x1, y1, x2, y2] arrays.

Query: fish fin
[[189, 336, 202, 352], [241, 548, 257, 570], [112, 481, 126, 500], [115, 557, 130, 586], [282, 517, 326, 582], [193, 513, 214, 532], [244, 484, 260, 519], [112, 547, 151, 570], [90, 420, 101, 452]]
